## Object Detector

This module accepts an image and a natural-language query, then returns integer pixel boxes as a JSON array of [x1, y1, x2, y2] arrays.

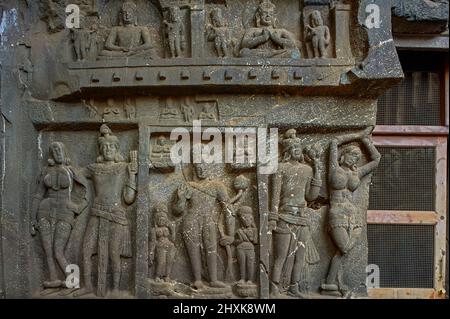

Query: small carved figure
[[164, 6, 185, 58], [150, 136, 173, 169], [239, 0, 300, 58], [149, 204, 176, 282], [182, 98, 195, 123], [207, 8, 234, 57], [103, 98, 122, 121], [160, 98, 181, 120], [98, 1, 154, 59], [72, 15, 99, 61], [235, 206, 258, 284], [75, 125, 138, 298], [198, 103, 217, 121], [321, 128, 381, 297], [306, 10, 330, 58], [30, 142, 88, 291], [269, 129, 322, 298], [124, 97, 136, 120]]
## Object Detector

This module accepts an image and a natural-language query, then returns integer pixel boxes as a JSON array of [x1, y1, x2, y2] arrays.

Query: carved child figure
[[306, 10, 330, 58], [235, 206, 258, 284], [164, 7, 185, 58], [207, 8, 234, 57], [149, 204, 176, 282]]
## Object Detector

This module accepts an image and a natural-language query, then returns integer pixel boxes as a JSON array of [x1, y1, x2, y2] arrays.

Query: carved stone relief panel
[[30, 126, 139, 298], [0, 0, 404, 300], [145, 130, 259, 298]]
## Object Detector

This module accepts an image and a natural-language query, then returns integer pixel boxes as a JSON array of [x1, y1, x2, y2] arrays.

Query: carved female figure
[[235, 206, 258, 284], [149, 204, 176, 282], [31, 142, 87, 290], [321, 128, 380, 297], [306, 10, 330, 58]]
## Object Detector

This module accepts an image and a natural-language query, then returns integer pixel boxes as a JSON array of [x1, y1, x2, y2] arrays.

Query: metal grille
[[369, 147, 435, 211], [368, 224, 435, 288], [377, 71, 441, 126]]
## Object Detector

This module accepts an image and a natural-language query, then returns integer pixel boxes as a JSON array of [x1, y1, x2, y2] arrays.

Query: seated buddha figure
[[99, 1, 154, 59]]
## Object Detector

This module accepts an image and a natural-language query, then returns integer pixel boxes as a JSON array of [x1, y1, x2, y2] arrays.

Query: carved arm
[[358, 137, 381, 178]]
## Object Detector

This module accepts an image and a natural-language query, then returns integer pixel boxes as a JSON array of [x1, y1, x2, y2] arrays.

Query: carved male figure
[[149, 203, 176, 282], [72, 15, 99, 61], [173, 162, 235, 290], [75, 125, 138, 298], [239, 0, 300, 58], [306, 10, 330, 58], [235, 206, 258, 284], [99, 1, 154, 59], [164, 6, 185, 58], [269, 129, 322, 297], [207, 8, 234, 57], [31, 142, 88, 290], [321, 128, 380, 297]]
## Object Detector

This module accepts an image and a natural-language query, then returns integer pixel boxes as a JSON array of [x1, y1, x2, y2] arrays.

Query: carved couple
[[269, 128, 380, 298], [31, 125, 138, 298]]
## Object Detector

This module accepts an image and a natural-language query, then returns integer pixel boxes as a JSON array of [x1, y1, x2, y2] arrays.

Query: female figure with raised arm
[[321, 128, 380, 297]]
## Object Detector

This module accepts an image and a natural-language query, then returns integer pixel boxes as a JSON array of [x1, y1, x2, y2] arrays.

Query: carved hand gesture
[[262, 28, 270, 41], [268, 220, 277, 232], [128, 151, 138, 176], [178, 183, 192, 200], [219, 235, 234, 247]]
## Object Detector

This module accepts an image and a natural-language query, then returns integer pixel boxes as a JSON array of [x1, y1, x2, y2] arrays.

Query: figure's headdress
[[255, 0, 277, 27], [281, 129, 303, 162], [259, 0, 275, 10], [97, 124, 124, 162]]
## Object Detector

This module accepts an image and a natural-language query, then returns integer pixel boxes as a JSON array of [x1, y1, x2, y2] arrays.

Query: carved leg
[[155, 247, 166, 280], [289, 227, 308, 297], [247, 249, 255, 283], [237, 248, 246, 283], [54, 221, 72, 275], [109, 223, 122, 295], [39, 217, 61, 288], [271, 230, 291, 285], [168, 38, 176, 58], [175, 39, 181, 58], [312, 38, 320, 58], [204, 221, 226, 287], [319, 40, 326, 58], [182, 218, 203, 289], [322, 226, 350, 295], [166, 244, 176, 281], [74, 217, 98, 297]]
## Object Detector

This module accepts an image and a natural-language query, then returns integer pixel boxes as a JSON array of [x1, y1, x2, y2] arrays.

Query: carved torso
[[330, 166, 361, 204], [276, 161, 313, 209], [114, 26, 146, 48], [185, 179, 229, 219], [87, 162, 128, 205]]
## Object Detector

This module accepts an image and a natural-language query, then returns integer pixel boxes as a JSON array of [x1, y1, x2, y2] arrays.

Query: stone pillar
[[333, 4, 353, 60]]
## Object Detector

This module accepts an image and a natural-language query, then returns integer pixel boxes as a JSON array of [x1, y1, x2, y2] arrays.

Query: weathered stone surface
[[0, 0, 404, 299], [392, 0, 449, 34]]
